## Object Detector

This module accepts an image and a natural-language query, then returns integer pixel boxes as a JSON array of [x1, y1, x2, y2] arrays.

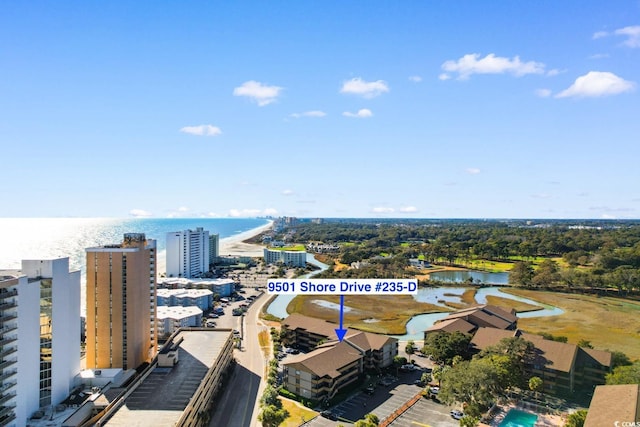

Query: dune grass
[[484, 294, 543, 313], [502, 288, 640, 360]]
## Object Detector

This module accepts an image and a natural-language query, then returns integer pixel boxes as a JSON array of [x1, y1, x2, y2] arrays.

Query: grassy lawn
[[452, 258, 515, 273], [268, 244, 306, 251], [280, 398, 318, 427], [502, 288, 640, 360], [286, 294, 447, 335]]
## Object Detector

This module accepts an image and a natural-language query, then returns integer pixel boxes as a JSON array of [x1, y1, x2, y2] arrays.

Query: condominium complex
[[209, 233, 219, 266], [263, 247, 307, 267], [166, 227, 211, 278], [86, 233, 157, 370], [0, 258, 80, 426]]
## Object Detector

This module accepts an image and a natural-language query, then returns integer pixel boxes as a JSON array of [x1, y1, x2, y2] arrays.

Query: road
[[209, 290, 269, 427]]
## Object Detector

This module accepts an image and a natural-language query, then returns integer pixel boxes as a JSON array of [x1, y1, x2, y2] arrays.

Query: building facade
[[0, 258, 80, 426], [156, 306, 203, 338], [86, 233, 157, 370], [209, 233, 219, 266], [166, 228, 210, 278], [156, 288, 213, 311], [263, 248, 307, 267]]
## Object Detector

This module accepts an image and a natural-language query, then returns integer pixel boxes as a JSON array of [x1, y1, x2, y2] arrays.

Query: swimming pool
[[499, 409, 538, 427]]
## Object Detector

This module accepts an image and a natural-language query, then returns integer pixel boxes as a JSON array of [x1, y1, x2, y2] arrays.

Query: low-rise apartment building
[[470, 327, 612, 397], [424, 304, 518, 340], [280, 314, 398, 400]]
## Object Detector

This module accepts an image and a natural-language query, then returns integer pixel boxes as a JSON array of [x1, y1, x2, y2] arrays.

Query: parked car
[[430, 386, 440, 395], [320, 410, 338, 421], [450, 410, 464, 420]]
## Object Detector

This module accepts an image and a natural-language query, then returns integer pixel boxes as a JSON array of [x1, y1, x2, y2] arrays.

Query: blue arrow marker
[[335, 294, 347, 342]]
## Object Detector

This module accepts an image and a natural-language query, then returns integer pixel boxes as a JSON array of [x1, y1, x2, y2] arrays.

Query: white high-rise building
[[166, 228, 210, 278], [209, 233, 219, 266], [0, 258, 80, 426]]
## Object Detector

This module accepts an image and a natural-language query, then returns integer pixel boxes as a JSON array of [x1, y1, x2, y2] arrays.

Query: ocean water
[[0, 217, 269, 280]]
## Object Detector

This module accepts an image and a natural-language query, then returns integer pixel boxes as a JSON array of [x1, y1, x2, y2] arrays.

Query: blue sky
[[1, 1, 639, 219]]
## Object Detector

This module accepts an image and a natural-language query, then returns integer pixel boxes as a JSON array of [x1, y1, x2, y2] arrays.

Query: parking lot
[[299, 369, 459, 427]]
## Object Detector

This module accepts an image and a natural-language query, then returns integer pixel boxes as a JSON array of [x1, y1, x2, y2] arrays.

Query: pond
[[428, 270, 509, 285], [265, 262, 564, 341]]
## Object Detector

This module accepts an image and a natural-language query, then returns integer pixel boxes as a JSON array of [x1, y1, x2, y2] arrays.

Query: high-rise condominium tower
[[0, 258, 80, 426], [85, 233, 157, 370], [166, 227, 210, 278]]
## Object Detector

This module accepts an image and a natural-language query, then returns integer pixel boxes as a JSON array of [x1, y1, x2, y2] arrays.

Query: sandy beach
[[218, 220, 273, 257]]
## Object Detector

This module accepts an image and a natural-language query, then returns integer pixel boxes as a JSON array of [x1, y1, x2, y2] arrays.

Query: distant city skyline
[[1, 2, 639, 219]]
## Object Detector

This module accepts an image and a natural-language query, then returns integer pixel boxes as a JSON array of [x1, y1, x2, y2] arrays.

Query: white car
[[450, 409, 464, 420], [430, 386, 440, 394]]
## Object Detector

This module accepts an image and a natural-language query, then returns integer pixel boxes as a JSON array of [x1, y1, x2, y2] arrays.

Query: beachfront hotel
[[263, 247, 307, 267], [0, 258, 81, 426], [85, 233, 157, 370], [166, 227, 211, 278]]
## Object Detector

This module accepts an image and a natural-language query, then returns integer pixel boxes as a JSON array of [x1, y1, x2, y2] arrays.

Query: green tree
[[258, 404, 289, 427], [509, 261, 534, 287], [610, 350, 633, 369], [460, 415, 480, 427], [354, 413, 380, 427], [421, 372, 432, 385], [260, 385, 282, 408], [422, 331, 471, 365], [577, 339, 593, 349], [606, 361, 640, 385], [564, 409, 588, 427], [528, 376, 543, 398], [431, 364, 450, 387], [406, 340, 416, 357], [532, 259, 560, 287]]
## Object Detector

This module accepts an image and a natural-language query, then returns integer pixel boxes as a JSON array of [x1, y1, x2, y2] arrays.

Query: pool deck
[[483, 404, 564, 427]]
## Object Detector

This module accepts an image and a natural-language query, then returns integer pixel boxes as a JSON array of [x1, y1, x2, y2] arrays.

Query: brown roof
[[585, 384, 640, 426], [282, 313, 354, 339], [442, 304, 517, 330], [344, 331, 397, 352], [426, 318, 476, 334], [471, 328, 611, 374], [579, 347, 613, 368], [283, 340, 362, 378], [521, 333, 578, 373]]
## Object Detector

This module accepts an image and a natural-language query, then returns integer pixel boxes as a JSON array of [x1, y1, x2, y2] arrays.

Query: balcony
[[0, 290, 17, 300], [0, 404, 16, 419], [0, 369, 16, 382], [0, 301, 16, 311], [0, 315, 17, 325], [0, 347, 16, 359], [0, 390, 15, 405], [0, 335, 16, 347], [0, 359, 16, 370]]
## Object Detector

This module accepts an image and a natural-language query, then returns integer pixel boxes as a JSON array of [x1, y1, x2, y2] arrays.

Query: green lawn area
[[268, 244, 306, 251], [281, 398, 318, 427]]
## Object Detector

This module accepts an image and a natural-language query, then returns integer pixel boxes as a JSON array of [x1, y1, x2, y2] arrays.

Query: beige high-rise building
[[85, 233, 157, 370]]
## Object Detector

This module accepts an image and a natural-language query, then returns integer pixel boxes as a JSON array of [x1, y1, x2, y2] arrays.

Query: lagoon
[[428, 270, 509, 285]]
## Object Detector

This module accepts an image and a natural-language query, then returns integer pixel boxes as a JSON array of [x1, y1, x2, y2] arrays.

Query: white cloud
[[601, 214, 617, 219], [615, 25, 640, 48], [290, 110, 326, 118], [228, 208, 277, 217], [556, 71, 635, 98], [180, 125, 222, 136], [233, 80, 283, 106], [343, 109, 373, 118], [340, 77, 389, 98], [129, 209, 152, 218], [592, 26, 640, 48], [282, 189, 295, 196], [546, 69, 563, 77], [371, 207, 395, 214], [438, 73, 451, 81], [409, 75, 422, 83], [441, 53, 545, 80], [466, 168, 481, 175], [530, 193, 551, 199], [592, 30, 609, 40], [588, 53, 610, 59], [178, 206, 189, 212], [399, 206, 418, 213], [535, 88, 552, 98]]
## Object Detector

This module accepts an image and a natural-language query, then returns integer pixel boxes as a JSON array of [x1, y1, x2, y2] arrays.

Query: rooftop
[[104, 329, 232, 426]]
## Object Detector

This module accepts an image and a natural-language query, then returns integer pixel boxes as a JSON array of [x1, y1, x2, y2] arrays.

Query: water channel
[[266, 258, 564, 341]]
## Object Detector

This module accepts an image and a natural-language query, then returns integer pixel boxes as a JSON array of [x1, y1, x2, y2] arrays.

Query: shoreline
[[218, 219, 273, 257]]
